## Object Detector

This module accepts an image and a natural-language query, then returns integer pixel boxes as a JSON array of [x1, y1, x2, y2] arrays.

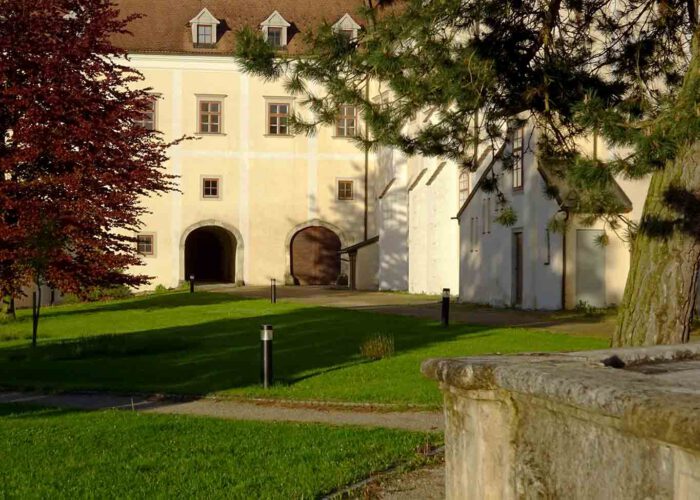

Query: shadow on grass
[[31, 292, 256, 321], [0, 302, 487, 395]]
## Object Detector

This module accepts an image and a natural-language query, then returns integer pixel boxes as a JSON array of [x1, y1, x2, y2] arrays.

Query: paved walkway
[[205, 284, 617, 338], [0, 391, 443, 432]]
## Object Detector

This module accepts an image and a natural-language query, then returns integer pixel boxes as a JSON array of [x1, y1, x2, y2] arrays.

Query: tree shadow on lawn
[[25, 292, 256, 321], [0, 306, 488, 396]]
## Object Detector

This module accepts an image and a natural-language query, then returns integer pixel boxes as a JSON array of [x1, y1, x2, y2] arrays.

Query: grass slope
[[0, 404, 438, 498], [0, 292, 607, 406]]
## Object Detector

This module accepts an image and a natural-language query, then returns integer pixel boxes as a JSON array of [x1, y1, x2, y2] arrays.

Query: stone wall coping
[[421, 343, 700, 451]]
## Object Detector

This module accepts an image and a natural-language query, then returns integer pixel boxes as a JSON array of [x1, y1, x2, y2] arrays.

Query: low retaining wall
[[422, 344, 700, 499]]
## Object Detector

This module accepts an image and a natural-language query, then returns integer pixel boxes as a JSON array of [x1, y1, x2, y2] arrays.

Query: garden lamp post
[[441, 288, 450, 327], [260, 324, 274, 388]]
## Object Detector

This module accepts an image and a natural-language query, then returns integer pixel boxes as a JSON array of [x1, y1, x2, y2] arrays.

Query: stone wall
[[423, 344, 700, 499]]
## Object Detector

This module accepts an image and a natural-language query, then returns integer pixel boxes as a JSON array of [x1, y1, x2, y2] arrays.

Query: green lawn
[[0, 292, 607, 406], [0, 404, 438, 498]]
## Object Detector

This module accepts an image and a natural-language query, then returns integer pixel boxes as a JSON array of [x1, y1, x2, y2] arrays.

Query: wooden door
[[513, 232, 523, 307], [291, 227, 341, 285]]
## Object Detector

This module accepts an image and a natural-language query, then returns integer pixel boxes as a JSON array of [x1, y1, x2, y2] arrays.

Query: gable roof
[[112, 0, 369, 55], [456, 144, 505, 219], [261, 10, 291, 28], [456, 145, 634, 219], [189, 8, 220, 26], [537, 160, 633, 214]]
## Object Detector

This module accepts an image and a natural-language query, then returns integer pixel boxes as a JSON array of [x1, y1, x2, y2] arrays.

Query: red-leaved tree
[[0, 0, 179, 344]]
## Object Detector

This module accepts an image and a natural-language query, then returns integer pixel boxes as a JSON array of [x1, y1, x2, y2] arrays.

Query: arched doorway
[[290, 226, 341, 285], [184, 226, 236, 283]]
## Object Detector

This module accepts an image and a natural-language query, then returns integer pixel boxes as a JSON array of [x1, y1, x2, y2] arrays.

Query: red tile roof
[[112, 0, 370, 55]]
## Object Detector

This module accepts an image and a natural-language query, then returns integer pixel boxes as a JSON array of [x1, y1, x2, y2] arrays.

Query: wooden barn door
[[291, 227, 341, 285]]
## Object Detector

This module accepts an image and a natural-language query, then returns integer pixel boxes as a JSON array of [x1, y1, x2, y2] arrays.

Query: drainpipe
[[559, 209, 570, 310], [363, 77, 370, 241]]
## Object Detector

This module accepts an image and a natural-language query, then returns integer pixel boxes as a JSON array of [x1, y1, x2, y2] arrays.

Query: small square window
[[199, 100, 222, 134], [336, 105, 357, 137], [268, 103, 290, 135], [137, 234, 154, 256], [340, 29, 355, 40], [338, 180, 354, 200], [267, 27, 283, 48], [197, 25, 213, 45], [203, 178, 220, 198], [135, 98, 156, 131]]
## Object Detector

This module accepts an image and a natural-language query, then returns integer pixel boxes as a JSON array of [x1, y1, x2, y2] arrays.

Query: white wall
[[459, 127, 564, 309], [355, 242, 379, 290], [408, 156, 461, 295], [376, 147, 410, 290]]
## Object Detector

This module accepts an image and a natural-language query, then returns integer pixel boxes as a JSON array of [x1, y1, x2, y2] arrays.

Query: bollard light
[[271, 278, 277, 304], [189, 274, 195, 294], [441, 288, 450, 327], [260, 324, 274, 388]]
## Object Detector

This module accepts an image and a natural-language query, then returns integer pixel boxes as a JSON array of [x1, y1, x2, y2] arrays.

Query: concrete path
[[0, 391, 443, 432], [206, 284, 616, 338]]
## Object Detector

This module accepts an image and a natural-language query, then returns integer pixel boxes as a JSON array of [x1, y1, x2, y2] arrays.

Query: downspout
[[364, 77, 370, 241], [560, 209, 570, 310]]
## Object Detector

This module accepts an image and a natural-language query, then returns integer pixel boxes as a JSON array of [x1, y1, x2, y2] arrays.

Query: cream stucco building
[[115, 1, 375, 289]]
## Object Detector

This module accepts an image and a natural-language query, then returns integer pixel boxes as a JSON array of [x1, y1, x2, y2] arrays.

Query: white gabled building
[[457, 120, 650, 310]]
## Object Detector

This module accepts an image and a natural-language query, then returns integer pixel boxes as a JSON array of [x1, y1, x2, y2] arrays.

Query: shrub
[[154, 284, 168, 294], [85, 285, 133, 302], [360, 334, 395, 361]]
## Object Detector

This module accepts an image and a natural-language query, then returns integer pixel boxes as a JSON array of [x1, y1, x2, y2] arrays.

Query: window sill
[[195, 133, 227, 137], [332, 135, 359, 140], [264, 134, 294, 138], [512, 187, 524, 193], [201, 197, 221, 201], [338, 198, 355, 201]]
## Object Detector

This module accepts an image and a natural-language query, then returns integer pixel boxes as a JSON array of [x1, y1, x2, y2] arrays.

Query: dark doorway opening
[[185, 226, 236, 283], [291, 226, 341, 285]]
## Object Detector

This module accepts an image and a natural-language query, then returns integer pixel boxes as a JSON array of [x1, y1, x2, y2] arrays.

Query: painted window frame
[[196, 95, 225, 135], [135, 95, 158, 131], [197, 24, 214, 45], [266, 99, 293, 136], [458, 169, 470, 207], [335, 104, 358, 137], [511, 124, 525, 191], [337, 179, 354, 200], [136, 233, 156, 257], [201, 176, 221, 199]]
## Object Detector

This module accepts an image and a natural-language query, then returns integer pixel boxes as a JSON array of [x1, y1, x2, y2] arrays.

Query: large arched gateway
[[184, 226, 237, 283], [290, 226, 341, 285]]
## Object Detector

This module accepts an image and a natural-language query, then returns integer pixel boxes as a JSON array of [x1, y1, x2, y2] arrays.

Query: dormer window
[[261, 11, 291, 48], [189, 8, 220, 47], [197, 25, 213, 45], [332, 14, 361, 41]]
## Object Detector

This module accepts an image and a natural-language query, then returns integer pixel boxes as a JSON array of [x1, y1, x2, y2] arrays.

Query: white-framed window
[[261, 11, 291, 48], [470, 216, 479, 252], [337, 180, 354, 200], [332, 13, 361, 41], [336, 105, 357, 137], [459, 169, 470, 206], [197, 97, 224, 134], [197, 25, 213, 45], [137, 233, 155, 256], [482, 198, 491, 234], [189, 8, 220, 46], [135, 96, 157, 131], [510, 124, 525, 190], [202, 177, 221, 199], [267, 102, 290, 135]]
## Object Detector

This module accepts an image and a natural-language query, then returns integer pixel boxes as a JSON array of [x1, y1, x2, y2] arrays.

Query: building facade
[[115, 1, 374, 289]]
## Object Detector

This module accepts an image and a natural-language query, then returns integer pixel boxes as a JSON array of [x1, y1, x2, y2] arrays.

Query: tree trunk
[[614, 37, 700, 347], [614, 143, 700, 346], [31, 284, 41, 348]]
